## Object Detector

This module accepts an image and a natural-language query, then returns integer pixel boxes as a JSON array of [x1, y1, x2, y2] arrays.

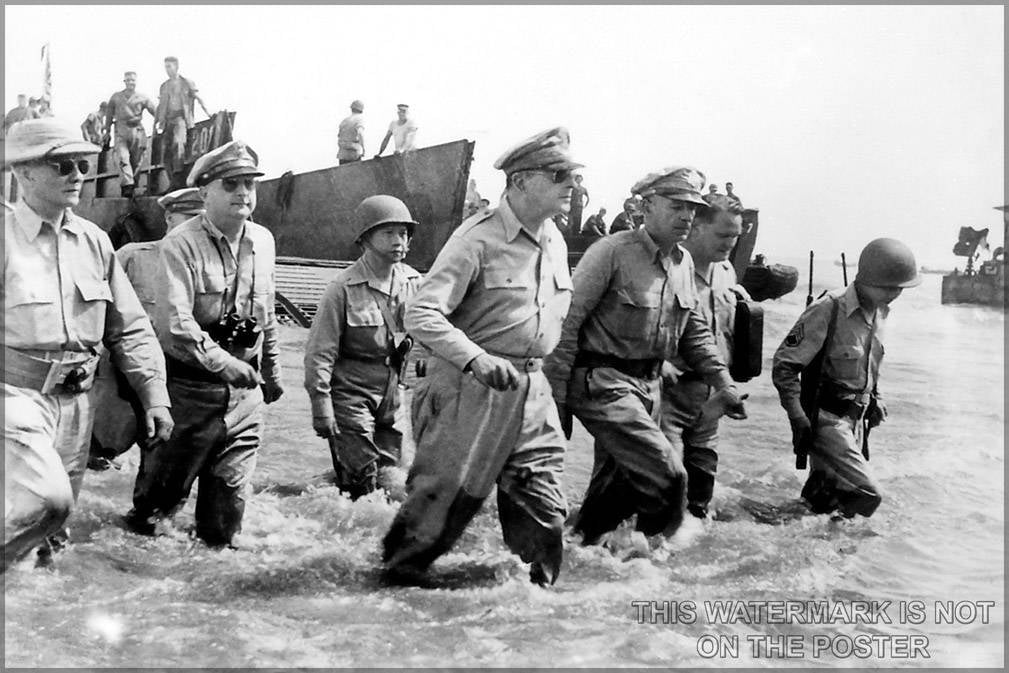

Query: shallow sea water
[[3, 272, 1003, 667]]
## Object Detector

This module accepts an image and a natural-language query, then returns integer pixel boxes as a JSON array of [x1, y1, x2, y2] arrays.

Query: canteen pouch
[[729, 291, 763, 382]]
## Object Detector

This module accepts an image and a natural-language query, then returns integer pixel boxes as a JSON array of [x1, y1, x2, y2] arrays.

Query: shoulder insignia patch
[[784, 324, 804, 347]]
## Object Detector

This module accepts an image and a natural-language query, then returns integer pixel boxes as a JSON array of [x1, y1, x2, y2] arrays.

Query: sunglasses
[[221, 177, 257, 192], [47, 158, 91, 176], [533, 168, 575, 184]]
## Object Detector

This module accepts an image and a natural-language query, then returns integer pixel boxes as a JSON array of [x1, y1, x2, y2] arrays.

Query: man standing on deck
[[80, 102, 108, 146], [544, 166, 746, 555], [337, 100, 367, 164], [659, 194, 749, 531], [2, 118, 173, 571], [125, 141, 283, 548], [772, 238, 921, 518], [3, 94, 39, 135], [382, 127, 579, 586], [104, 71, 157, 198], [156, 56, 211, 189], [568, 174, 590, 234], [376, 104, 418, 157]]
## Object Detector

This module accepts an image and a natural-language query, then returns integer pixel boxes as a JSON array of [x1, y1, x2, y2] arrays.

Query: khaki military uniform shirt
[[672, 259, 740, 373], [772, 283, 888, 418], [105, 89, 155, 136], [304, 257, 421, 418], [116, 241, 160, 320], [545, 228, 731, 392], [3, 201, 169, 409], [405, 197, 572, 368], [154, 214, 281, 386]]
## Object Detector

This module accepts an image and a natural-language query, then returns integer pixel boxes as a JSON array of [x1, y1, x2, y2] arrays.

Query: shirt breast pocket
[[5, 270, 57, 308], [346, 305, 384, 328], [75, 276, 113, 333], [615, 286, 662, 337], [483, 268, 530, 291], [831, 345, 865, 384], [194, 271, 227, 322]]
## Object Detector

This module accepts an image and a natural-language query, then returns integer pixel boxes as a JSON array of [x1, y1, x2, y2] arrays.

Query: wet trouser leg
[[3, 383, 92, 571], [569, 366, 687, 542], [330, 361, 402, 498], [131, 377, 262, 545], [660, 378, 720, 518], [808, 409, 882, 517], [383, 359, 566, 577]]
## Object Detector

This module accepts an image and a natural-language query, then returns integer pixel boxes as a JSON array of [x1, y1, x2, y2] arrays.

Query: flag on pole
[[41, 42, 52, 112]]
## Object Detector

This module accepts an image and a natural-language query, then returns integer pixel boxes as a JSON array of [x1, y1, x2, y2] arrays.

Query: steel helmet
[[353, 195, 418, 243], [854, 238, 922, 288]]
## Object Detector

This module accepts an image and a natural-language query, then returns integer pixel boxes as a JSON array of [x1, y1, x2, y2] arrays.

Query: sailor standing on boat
[[88, 188, 204, 471], [125, 141, 283, 548], [382, 127, 578, 586], [659, 194, 749, 528], [337, 100, 367, 164], [304, 195, 421, 499], [772, 238, 921, 518], [2, 118, 172, 571], [103, 71, 157, 199], [544, 167, 745, 554]]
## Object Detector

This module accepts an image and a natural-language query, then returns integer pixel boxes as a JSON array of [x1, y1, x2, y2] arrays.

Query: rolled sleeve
[[404, 236, 484, 370]]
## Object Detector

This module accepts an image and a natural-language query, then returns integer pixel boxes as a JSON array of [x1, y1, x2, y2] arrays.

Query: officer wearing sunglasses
[[383, 127, 579, 587], [126, 140, 283, 549], [544, 166, 746, 558], [2, 118, 173, 571]]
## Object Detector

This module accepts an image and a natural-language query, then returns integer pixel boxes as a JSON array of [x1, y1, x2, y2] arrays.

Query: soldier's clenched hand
[[467, 353, 520, 390], [145, 406, 174, 443], [262, 380, 284, 404], [788, 414, 812, 451], [698, 386, 748, 422], [220, 357, 261, 389], [313, 416, 340, 439]]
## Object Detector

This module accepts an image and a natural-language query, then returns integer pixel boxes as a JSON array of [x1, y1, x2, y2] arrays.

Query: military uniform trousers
[[162, 115, 189, 187], [569, 365, 688, 543], [806, 408, 882, 517], [3, 382, 94, 570], [114, 126, 147, 188], [383, 356, 567, 579], [131, 375, 262, 546], [328, 358, 402, 494], [660, 377, 719, 518]]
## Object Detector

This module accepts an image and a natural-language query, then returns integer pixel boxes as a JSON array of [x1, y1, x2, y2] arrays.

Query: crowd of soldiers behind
[[3, 114, 922, 586]]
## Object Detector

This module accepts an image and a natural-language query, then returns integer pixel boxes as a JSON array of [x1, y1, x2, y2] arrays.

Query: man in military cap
[[545, 166, 746, 555], [156, 56, 211, 189], [304, 195, 422, 499], [772, 238, 921, 519], [2, 118, 173, 571], [125, 141, 283, 548], [376, 104, 418, 157], [337, 100, 367, 164], [104, 71, 157, 198], [88, 187, 204, 471], [609, 197, 641, 234], [659, 194, 749, 528], [383, 127, 578, 586]]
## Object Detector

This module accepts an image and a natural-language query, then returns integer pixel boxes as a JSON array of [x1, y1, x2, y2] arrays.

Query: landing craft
[[50, 110, 794, 323], [940, 206, 1007, 308]]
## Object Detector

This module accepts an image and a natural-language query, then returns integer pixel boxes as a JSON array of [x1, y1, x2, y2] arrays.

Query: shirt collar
[[499, 195, 546, 247], [346, 256, 419, 292], [634, 227, 684, 264], [841, 283, 889, 321], [200, 213, 250, 247], [13, 200, 81, 241]]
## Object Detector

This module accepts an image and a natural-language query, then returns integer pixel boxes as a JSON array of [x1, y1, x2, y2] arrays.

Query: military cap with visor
[[187, 140, 264, 187], [157, 187, 204, 215], [493, 126, 584, 176], [632, 166, 708, 206], [3, 117, 101, 168]]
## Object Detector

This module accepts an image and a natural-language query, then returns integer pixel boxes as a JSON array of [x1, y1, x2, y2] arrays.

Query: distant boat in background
[[940, 206, 1006, 309], [920, 266, 952, 275]]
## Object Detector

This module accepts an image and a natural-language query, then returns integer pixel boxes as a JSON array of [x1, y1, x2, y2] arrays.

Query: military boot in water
[[801, 470, 841, 514]]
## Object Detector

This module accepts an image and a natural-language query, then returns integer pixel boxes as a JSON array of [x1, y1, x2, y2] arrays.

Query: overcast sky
[[4, 4, 1003, 267]]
